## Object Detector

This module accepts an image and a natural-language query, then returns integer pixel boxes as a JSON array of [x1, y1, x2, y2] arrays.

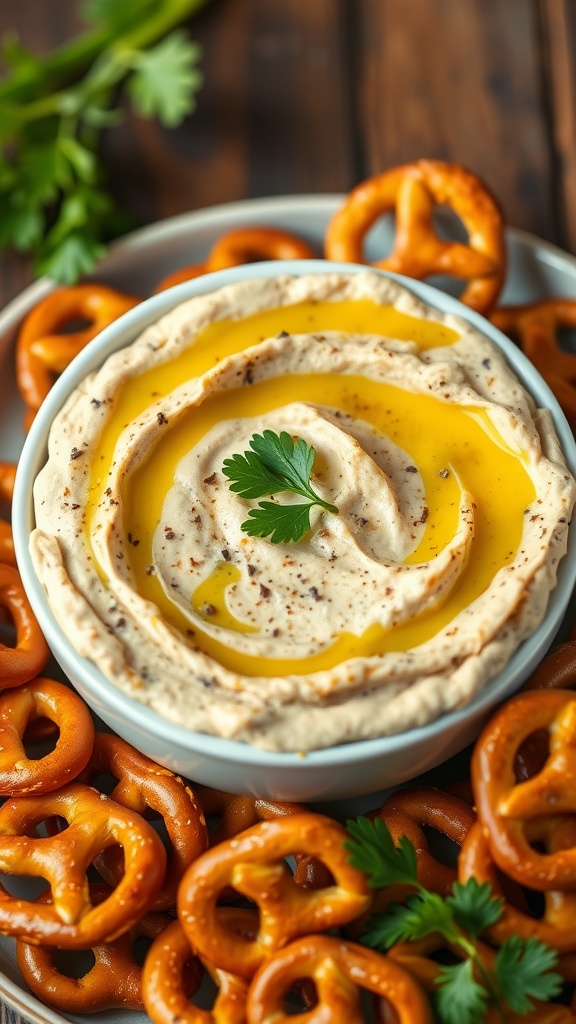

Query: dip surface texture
[[31, 272, 576, 751]]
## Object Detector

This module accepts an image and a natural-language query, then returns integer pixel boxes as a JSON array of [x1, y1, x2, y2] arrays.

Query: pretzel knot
[[373, 787, 476, 895], [154, 226, 316, 292], [0, 462, 16, 567], [142, 910, 256, 1024], [16, 283, 139, 426], [79, 733, 208, 910], [459, 820, 576, 964], [196, 785, 331, 888], [177, 812, 371, 978], [491, 299, 576, 430], [247, 934, 433, 1023], [0, 677, 95, 795], [16, 884, 178, 1013], [0, 564, 49, 689], [472, 689, 576, 889], [324, 159, 506, 314], [0, 782, 167, 946]]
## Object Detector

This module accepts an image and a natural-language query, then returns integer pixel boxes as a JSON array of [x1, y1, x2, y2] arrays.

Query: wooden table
[[0, 2, 575, 1021], [1, 0, 575, 307]]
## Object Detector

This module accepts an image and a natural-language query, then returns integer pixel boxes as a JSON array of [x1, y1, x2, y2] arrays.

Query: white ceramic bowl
[[12, 259, 576, 801]]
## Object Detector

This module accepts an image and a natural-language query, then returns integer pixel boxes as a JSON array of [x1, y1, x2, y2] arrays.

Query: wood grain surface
[[0, 0, 575, 308]]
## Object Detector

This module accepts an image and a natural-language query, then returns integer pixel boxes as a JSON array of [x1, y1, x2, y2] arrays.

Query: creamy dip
[[30, 271, 576, 751]]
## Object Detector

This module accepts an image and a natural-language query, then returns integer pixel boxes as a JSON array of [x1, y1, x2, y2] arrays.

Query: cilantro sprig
[[222, 430, 339, 544], [345, 816, 563, 1024], [0, 0, 208, 282]]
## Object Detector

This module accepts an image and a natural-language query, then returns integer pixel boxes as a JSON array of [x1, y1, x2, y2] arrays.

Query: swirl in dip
[[30, 271, 576, 751]]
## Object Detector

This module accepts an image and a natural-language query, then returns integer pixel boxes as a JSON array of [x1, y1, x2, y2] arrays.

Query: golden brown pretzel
[[0, 677, 94, 795], [15, 283, 139, 427], [491, 299, 576, 430], [79, 733, 208, 910], [142, 909, 256, 1024], [373, 787, 476, 895], [0, 782, 166, 946], [324, 159, 506, 314], [196, 785, 331, 889], [177, 812, 371, 978], [205, 226, 316, 271], [248, 934, 433, 1023], [472, 689, 576, 889], [0, 462, 16, 567], [0, 564, 50, 689], [16, 884, 177, 1012], [459, 820, 576, 963], [154, 225, 316, 293]]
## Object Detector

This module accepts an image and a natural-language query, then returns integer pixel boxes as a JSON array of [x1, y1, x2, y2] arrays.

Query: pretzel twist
[[472, 689, 576, 889], [154, 226, 316, 293], [142, 910, 256, 1024], [0, 564, 49, 689], [79, 733, 207, 910], [16, 884, 177, 1012], [491, 299, 576, 430], [0, 782, 166, 946], [374, 787, 476, 895], [196, 785, 331, 889], [177, 812, 371, 978], [324, 160, 506, 314], [459, 820, 576, 962], [0, 677, 95, 795], [16, 283, 139, 426], [248, 934, 433, 1023], [0, 462, 16, 567]]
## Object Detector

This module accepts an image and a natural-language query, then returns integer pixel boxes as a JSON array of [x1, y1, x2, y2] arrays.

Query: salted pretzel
[[491, 299, 576, 430], [325, 159, 506, 314], [0, 462, 16, 566], [459, 820, 576, 965], [154, 225, 316, 292], [0, 563, 49, 689], [0, 676, 94, 795], [153, 261, 207, 293], [16, 283, 139, 426], [206, 225, 316, 271], [514, 643, 576, 780], [196, 785, 331, 888], [143, 909, 256, 1024], [373, 787, 476, 895], [78, 732, 207, 910], [472, 689, 576, 889], [247, 934, 433, 1023], [16, 884, 177, 1013], [0, 782, 166, 946], [177, 812, 371, 978]]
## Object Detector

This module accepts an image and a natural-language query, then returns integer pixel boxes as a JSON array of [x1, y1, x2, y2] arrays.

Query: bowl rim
[[13, 258, 576, 766]]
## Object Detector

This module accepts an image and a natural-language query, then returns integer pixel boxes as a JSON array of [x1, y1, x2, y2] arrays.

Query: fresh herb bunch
[[345, 816, 563, 1024], [222, 429, 339, 544], [0, 0, 209, 282]]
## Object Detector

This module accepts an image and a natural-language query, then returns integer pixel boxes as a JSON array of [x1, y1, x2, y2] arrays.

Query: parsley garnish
[[345, 816, 563, 1024], [0, 0, 207, 281], [222, 430, 339, 544]]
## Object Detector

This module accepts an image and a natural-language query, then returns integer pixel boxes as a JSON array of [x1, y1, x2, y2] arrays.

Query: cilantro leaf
[[126, 31, 203, 127], [345, 816, 418, 889], [446, 878, 504, 939], [362, 891, 458, 950], [493, 935, 562, 1015], [435, 959, 489, 1024], [221, 450, 288, 500], [35, 233, 106, 284], [240, 500, 314, 545], [222, 430, 339, 545]]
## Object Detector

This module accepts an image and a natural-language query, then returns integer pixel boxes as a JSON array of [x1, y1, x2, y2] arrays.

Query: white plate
[[1, 195, 576, 1024]]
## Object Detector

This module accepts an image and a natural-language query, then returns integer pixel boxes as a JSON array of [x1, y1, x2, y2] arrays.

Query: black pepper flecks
[[260, 584, 271, 598], [70, 447, 84, 461]]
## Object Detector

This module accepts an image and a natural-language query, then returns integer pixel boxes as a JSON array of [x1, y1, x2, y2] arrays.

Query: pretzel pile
[[2, 158, 576, 1019]]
